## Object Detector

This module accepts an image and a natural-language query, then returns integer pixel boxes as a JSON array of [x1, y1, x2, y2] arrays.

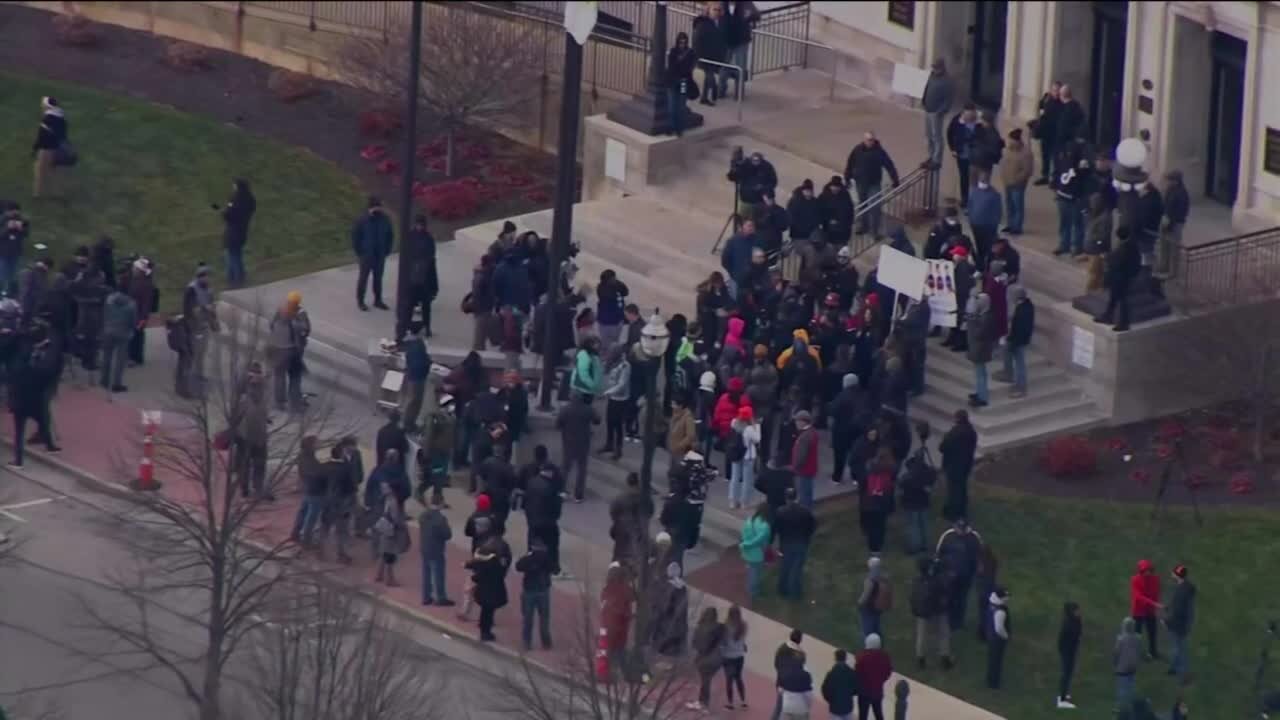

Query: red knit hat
[[476, 494, 492, 512], [737, 405, 754, 421], [727, 377, 745, 393], [950, 245, 970, 259]]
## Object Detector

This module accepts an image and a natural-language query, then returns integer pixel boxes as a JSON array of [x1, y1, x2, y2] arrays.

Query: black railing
[[849, 165, 941, 258], [1175, 226, 1280, 309]]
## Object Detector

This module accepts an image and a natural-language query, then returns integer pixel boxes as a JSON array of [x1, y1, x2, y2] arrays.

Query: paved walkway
[[11, 330, 1003, 720]]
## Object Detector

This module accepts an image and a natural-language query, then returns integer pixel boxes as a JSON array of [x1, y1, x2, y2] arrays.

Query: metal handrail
[[695, 59, 746, 122], [1175, 225, 1280, 309], [848, 165, 941, 259]]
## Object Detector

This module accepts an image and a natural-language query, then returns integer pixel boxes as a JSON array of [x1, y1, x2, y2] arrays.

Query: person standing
[[418, 493, 455, 607], [1052, 152, 1090, 257], [844, 133, 901, 239], [739, 502, 771, 599], [946, 104, 979, 206], [8, 324, 62, 467], [899, 437, 936, 554], [515, 539, 554, 651], [986, 587, 1011, 689], [966, 173, 1002, 270], [665, 32, 697, 138], [692, 2, 728, 105], [31, 96, 68, 198], [1001, 129, 1034, 235], [667, 394, 698, 466], [922, 59, 955, 169], [233, 366, 271, 499], [179, 263, 218, 399], [1096, 227, 1141, 332], [400, 323, 430, 433], [372, 473, 409, 586], [570, 336, 604, 402], [123, 259, 154, 366], [688, 607, 726, 711], [1113, 617, 1142, 712], [721, 606, 750, 709], [1033, 81, 1062, 185], [1057, 601, 1082, 709], [600, 344, 631, 460], [821, 649, 858, 720], [267, 291, 310, 413], [940, 410, 977, 520], [290, 436, 329, 547], [966, 293, 995, 408], [1165, 564, 1196, 682], [1156, 170, 1190, 285], [910, 556, 952, 670], [352, 196, 394, 312], [828, 373, 866, 485], [556, 393, 599, 502], [467, 536, 512, 642], [0, 204, 28, 294], [398, 214, 439, 340], [789, 410, 819, 508], [773, 487, 816, 599], [857, 557, 890, 640], [1001, 286, 1034, 398], [854, 634, 892, 720], [770, 630, 806, 720], [728, 406, 761, 509], [936, 519, 983, 631], [1054, 85, 1086, 169], [723, 0, 760, 100], [467, 254, 496, 351], [595, 270, 630, 351], [817, 176, 855, 249], [720, 219, 760, 300], [217, 178, 256, 288], [99, 286, 137, 392], [1130, 559, 1162, 659], [778, 662, 813, 720], [523, 453, 566, 576]]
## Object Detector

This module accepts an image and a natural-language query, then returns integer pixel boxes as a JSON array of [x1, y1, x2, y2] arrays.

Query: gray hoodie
[[101, 290, 137, 341], [1113, 617, 1142, 675]]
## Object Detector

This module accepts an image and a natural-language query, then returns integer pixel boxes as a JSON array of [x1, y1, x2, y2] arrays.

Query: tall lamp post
[[394, 0, 423, 341], [607, 1, 703, 135], [631, 308, 669, 658]]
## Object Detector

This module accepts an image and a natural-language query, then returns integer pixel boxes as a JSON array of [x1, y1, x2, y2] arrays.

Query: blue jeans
[[1115, 674, 1135, 710], [729, 460, 754, 506], [859, 606, 882, 641], [702, 64, 720, 102], [0, 256, 16, 294], [665, 87, 688, 136], [925, 112, 945, 166], [905, 508, 928, 554], [291, 495, 326, 545], [973, 362, 989, 402], [225, 246, 246, 287], [855, 181, 883, 236], [1056, 197, 1084, 253], [1169, 631, 1189, 678], [795, 474, 815, 508], [746, 560, 763, 598], [421, 552, 448, 603], [1005, 185, 1026, 233], [521, 589, 552, 649], [1003, 344, 1027, 392], [777, 541, 808, 597], [99, 338, 128, 389], [725, 44, 749, 97]]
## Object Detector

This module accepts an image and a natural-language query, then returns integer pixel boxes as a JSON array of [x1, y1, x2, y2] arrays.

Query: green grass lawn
[[0, 71, 364, 311], [755, 484, 1278, 720]]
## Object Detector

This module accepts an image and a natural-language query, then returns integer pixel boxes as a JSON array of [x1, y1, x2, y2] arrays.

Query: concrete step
[[920, 368, 1082, 414], [910, 400, 1104, 454]]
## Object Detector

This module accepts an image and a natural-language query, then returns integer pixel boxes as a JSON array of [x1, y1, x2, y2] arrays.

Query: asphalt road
[[0, 461, 535, 720]]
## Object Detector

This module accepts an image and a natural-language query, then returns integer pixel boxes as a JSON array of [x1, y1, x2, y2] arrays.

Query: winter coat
[[965, 301, 995, 364], [236, 386, 270, 446], [971, 124, 1005, 169], [523, 468, 564, 527], [721, 231, 759, 286], [984, 276, 1009, 341], [602, 359, 631, 402], [773, 502, 816, 546], [821, 662, 859, 716], [516, 547, 554, 592], [221, 189, 257, 250], [790, 425, 819, 477], [853, 649, 893, 701], [667, 406, 697, 458], [712, 390, 750, 438], [1165, 580, 1197, 635], [739, 513, 771, 564], [1087, 211, 1114, 256], [787, 189, 821, 240], [403, 335, 430, 382], [1001, 140, 1034, 188], [351, 208, 394, 261], [33, 109, 67, 152], [936, 528, 982, 578], [466, 550, 510, 609], [1164, 183, 1190, 225], [417, 507, 452, 558], [1054, 99, 1086, 147], [597, 277, 630, 326], [817, 187, 854, 236], [967, 185, 1002, 229], [1107, 238, 1142, 287], [725, 1, 760, 48], [940, 420, 977, 476], [665, 47, 697, 90], [921, 70, 955, 114], [570, 349, 603, 396], [101, 290, 137, 342], [1007, 298, 1034, 348], [402, 228, 439, 293], [556, 398, 599, 455], [845, 141, 900, 189], [691, 14, 728, 62], [730, 159, 778, 206], [1058, 613, 1082, 656], [1130, 565, 1161, 617], [492, 255, 532, 313], [1113, 618, 1142, 675], [946, 115, 977, 160]]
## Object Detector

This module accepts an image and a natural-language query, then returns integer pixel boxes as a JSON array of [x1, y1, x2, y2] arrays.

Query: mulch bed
[[0, 4, 556, 234], [978, 400, 1280, 507]]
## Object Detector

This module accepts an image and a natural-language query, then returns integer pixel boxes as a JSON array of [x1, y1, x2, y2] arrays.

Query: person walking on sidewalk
[[267, 291, 311, 413], [216, 178, 256, 288], [858, 556, 891, 641], [986, 586, 1011, 689], [1114, 616, 1142, 712], [721, 605, 750, 710], [1057, 601, 1082, 709], [770, 630, 806, 720], [739, 502, 772, 599], [1165, 564, 1196, 682], [822, 648, 859, 720], [418, 493, 455, 607], [1130, 559, 1163, 660], [352, 196, 394, 312], [688, 607, 726, 712], [516, 539, 554, 651], [99, 286, 136, 392], [911, 555, 953, 670], [922, 59, 955, 169], [774, 487, 816, 599], [854, 633, 893, 720], [556, 392, 599, 502]]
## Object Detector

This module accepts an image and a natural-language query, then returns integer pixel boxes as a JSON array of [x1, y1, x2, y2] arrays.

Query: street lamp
[[394, 0, 423, 341], [630, 308, 668, 668], [606, 2, 703, 135]]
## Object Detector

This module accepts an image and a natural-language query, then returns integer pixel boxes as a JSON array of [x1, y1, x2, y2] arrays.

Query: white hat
[[683, 451, 704, 463], [698, 371, 717, 391]]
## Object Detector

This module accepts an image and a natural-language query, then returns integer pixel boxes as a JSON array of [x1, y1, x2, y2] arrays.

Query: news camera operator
[[728, 151, 778, 211]]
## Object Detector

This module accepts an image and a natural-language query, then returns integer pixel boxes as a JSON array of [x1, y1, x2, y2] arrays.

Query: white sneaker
[[1056, 697, 1076, 709], [684, 701, 704, 711]]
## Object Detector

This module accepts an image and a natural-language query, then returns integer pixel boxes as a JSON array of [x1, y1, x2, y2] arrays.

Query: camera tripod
[[1150, 437, 1203, 528]]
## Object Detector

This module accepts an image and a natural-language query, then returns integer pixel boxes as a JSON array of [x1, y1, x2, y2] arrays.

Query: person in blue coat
[[719, 218, 759, 299], [351, 196, 395, 312]]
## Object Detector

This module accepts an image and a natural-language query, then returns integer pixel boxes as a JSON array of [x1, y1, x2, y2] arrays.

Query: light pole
[[606, 1, 703, 135], [395, 0, 423, 341], [631, 308, 669, 657]]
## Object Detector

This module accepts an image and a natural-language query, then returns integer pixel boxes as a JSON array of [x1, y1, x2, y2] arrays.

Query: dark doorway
[[1207, 31, 1246, 205], [970, 1, 1008, 110], [1089, 1, 1128, 152]]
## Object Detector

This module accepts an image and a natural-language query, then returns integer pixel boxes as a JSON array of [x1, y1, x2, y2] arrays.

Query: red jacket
[[1129, 562, 1161, 617], [712, 389, 750, 437], [854, 649, 893, 700]]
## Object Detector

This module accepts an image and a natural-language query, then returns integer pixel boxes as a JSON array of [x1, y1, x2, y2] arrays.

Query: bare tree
[[340, 3, 543, 176], [241, 580, 444, 720], [80, 306, 352, 720]]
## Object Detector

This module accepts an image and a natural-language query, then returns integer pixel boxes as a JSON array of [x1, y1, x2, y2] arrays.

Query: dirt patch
[[978, 401, 1280, 507], [0, 4, 556, 236]]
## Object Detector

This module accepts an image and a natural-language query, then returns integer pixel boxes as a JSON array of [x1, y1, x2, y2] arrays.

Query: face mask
[[977, 181, 989, 189]]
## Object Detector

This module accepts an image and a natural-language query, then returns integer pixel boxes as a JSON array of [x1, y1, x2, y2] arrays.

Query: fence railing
[[1175, 226, 1280, 309], [849, 165, 941, 258]]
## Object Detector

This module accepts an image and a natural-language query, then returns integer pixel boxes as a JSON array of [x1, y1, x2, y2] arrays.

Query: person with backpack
[[858, 556, 892, 640], [854, 634, 893, 720], [859, 447, 896, 554], [898, 424, 936, 555], [910, 555, 952, 670], [936, 519, 984, 630], [727, 405, 761, 509], [821, 648, 859, 720]]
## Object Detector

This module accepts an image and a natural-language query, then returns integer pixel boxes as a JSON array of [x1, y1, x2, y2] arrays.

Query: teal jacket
[[570, 349, 602, 396], [739, 514, 771, 564]]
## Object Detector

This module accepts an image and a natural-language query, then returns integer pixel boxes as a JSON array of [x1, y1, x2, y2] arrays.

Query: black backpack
[[725, 430, 747, 463]]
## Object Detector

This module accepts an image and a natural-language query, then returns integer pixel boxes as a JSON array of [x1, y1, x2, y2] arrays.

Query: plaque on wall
[[887, 1, 915, 29], [1138, 95, 1154, 115], [1266, 127, 1280, 176]]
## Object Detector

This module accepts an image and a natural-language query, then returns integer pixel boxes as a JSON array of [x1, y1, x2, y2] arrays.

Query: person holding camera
[[729, 152, 778, 212], [214, 179, 256, 288]]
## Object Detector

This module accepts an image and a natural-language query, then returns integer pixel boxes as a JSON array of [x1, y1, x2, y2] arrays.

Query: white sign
[[1072, 326, 1095, 369], [876, 246, 929, 302], [141, 410, 163, 426], [563, 1, 598, 45], [891, 63, 930, 100], [605, 138, 626, 183], [925, 259, 958, 328]]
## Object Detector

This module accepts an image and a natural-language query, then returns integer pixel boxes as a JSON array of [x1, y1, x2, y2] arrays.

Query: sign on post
[[876, 246, 929, 301]]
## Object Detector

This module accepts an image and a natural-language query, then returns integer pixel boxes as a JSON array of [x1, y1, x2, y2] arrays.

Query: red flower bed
[[375, 158, 401, 175], [524, 188, 551, 204], [1129, 469, 1151, 485], [1104, 437, 1129, 452], [415, 177, 485, 221], [1156, 419, 1187, 442], [1230, 471, 1256, 495], [360, 144, 387, 161], [417, 137, 447, 161], [1155, 444, 1174, 460], [1040, 435, 1097, 479], [359, 110, 401, 138], [484, 161, 536, 188]]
